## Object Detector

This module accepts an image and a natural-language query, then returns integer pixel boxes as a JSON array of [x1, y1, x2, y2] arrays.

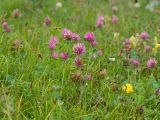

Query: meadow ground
[[0, 0, 160, 119]]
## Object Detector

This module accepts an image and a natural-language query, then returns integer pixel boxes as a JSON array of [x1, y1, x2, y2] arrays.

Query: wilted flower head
[[86, 73, 92, 80], [52, 52, 58, 59], [73, 43, 86, 55], [71, 71, 82, 81], [99, 69, 107, 78], [140, 32, 149, 40], [49, 36, 58, 50], [98, 50, 103, 56], [62, 28, 72, 40], [145, 45, 152, 52], [91, 54, 97, 60], [44, 16, 51, 26], [74, 57, 83, 68], [84, 32, 95, 42], [60, 52, 69, 60], [112, 6, 118, 13], [72, 33, 80, 41], [13, 40, 22, 48], [122, 83, 133, 94], [96, 15, 105, 28], [2, 22, 11, 33], [130, 59, 140, 66], [12, 8, 21, 18], [112, 15, 119, 24], [147, 58, 157, 69]]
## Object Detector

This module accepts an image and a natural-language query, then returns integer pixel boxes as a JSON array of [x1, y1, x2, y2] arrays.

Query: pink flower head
[[84, 32, 95, 42], [52, 52, 58, 59], [4, 26, 11, 33], [124, 39, 131, 46], [74, 57, 83, 68], [124, 38, 131, 49], [2, 22, 8, 28], [73, 43, 86, 55], [112, 15, 119, 24], [145, 45, 151, 53], [147, 58, 157, 69], [140, 32, 149, 40], [96, 15, 105, 28], [62, 28, 72, 40], [60, 52, 69, 60], [130, 59, 140, 66], [44, 16, 51, 26], [2, 22, 11, 33], [49, 36, 58, 50], [124, 38, 131, 47], [91, 40, 97, 47], [72, 33, 80, 41], [12, 8, 21, 18]]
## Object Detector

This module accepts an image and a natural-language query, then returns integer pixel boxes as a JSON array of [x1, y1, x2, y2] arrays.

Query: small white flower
[[134, 3, 141, 8], [56, 2, 63, 9], [109, 58, 115, 62], [57, 100, 64, 106]]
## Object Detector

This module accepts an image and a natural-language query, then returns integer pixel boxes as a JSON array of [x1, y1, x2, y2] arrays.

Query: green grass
[[0, 0, 160, 119]]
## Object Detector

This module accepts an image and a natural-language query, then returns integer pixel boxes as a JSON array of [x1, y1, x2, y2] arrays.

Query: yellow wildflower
[[105, 15, 111, 22], [130, 36, 136, 43], [152, 48, 157, 54], [130, 36, 136, 48], [155, 44, 160, 49], [113, 32, 120, 41], [143, 41, 146, 46], [154, 36, 158, 44], [126, 84, 133, 93], [122, 85, 126, 91], [122, 83, 133, 94]]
